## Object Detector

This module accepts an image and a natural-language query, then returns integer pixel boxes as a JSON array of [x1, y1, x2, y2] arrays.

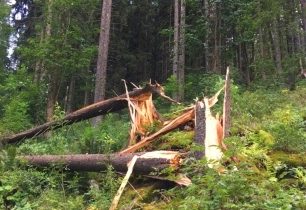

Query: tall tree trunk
[[173, 0, 185, 102], [271, 19, 283, 74], [242, 42, 251, 85], [178, 0, 185, 101], [173, 0, 180, 101], [93, 0, 112, 126], [45, 0, 54, 122], [46, 76, 60, 122], [33, 28, 44, 84], [66, 76, 75, 114], [213, 3, 221, 74], [301, 0, 306, 30], [259, 27, 267, 80], [204, 0, 209, 72], [301, 0, 306, 53]]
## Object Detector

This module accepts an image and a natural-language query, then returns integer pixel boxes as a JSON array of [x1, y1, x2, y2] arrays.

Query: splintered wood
[[123, 81, 161, 146], [121, 108, 195, 154]]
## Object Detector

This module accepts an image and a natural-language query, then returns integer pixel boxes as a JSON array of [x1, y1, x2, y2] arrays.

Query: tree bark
[[18, 151, 182, 174], [271, 20, 283, 74], [223, 67, 231, 138], [194, 101, 205, 159], [66, 76, 75, 114], [204, 0, 209, 72], [45, 0, 55, 122], [300, 0, 306, 52], [173, 0, 180, 101], [46, 75, 60, 122], [1, 84, 165, 144], [93, 0, 113, 126], [178, 0, 185, 101]]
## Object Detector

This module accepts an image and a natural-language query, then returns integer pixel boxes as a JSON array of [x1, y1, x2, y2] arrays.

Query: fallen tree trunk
[[121, 108, 195, 154], [1, 84, 164, 145], [18, 151, 182, 174]]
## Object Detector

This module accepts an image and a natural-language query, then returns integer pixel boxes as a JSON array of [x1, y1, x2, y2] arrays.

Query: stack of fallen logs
[[0, 68, 231, 174], [0, 68, 232, 209], [0, 68, 232, 208]]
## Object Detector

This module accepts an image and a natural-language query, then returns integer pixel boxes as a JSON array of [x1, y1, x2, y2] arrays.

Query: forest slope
[[0, 76, 305, 209]]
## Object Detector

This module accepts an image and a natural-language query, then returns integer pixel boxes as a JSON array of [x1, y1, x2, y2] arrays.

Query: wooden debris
[[110, 155, 139, 210], [203, 95, 226, 168], [123, 80, 161, 146], [18, 151, 182, 174], [120, 108, 195, 154]]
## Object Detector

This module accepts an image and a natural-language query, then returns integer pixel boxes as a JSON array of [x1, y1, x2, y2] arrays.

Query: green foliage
[[159, 131, 194, 150], [0, 97, 31, 134], [0, 0, 305, 208], [17, 113, 130, 155], [0, 68, 44, 134], [86, 166, 121, 208]]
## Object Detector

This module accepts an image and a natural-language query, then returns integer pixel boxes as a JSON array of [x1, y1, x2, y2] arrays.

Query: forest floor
[[0, 77, 306, 209]]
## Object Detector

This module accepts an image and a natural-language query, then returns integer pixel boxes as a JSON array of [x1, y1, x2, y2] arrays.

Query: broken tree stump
[[223, 67, 231, 138], [1, 84, 166, 145], [18, 151, 182, 174], [194, 101, 206, 159], [123, 81, 161, 146]]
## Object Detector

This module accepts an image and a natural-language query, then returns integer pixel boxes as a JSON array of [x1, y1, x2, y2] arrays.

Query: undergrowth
[[0, 74, 305, 209]]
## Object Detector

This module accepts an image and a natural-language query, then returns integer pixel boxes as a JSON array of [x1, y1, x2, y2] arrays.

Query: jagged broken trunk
[[126, 89, 161, 146]]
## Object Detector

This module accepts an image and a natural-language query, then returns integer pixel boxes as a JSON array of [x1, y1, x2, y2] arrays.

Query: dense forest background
[[0, 0, 305, 209], [0, 0, 306, 125]]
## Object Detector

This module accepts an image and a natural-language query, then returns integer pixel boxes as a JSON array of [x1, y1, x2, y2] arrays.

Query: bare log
[[1, 84, 165, 144], [121, 108, 195, 154], [18, 151, 181, 174]]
